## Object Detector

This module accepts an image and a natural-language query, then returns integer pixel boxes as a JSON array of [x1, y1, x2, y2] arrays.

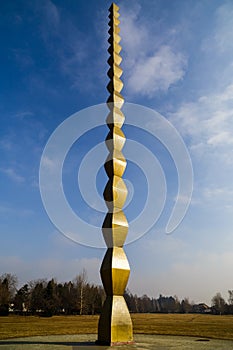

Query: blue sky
[[1, 0, 233, 305]]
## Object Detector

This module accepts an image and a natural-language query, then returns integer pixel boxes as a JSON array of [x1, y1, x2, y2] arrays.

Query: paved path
[[0, 334, 233, 349]]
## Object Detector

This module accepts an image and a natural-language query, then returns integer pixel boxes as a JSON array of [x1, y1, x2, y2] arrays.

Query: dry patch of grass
[[132, 313, 233, 340], [1, 314, 233, 340], [0, 315, 98, 340]]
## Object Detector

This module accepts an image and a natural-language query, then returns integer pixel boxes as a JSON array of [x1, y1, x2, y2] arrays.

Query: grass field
[[0, 314, 233, 341]]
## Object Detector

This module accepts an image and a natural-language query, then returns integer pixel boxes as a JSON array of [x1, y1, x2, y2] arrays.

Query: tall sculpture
[[97, 3, 133, 346]]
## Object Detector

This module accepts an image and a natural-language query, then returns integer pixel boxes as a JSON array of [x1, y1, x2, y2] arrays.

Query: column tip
[[109, 3, 120, 12]]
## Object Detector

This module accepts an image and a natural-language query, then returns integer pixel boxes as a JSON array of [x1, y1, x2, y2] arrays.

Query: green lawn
[[0, 314, 233, 340]]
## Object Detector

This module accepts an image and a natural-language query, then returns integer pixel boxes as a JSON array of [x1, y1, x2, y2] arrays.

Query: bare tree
[[228, 290, 233, 305], [211, 292, 226, 315], [74, 269, 88, 315]]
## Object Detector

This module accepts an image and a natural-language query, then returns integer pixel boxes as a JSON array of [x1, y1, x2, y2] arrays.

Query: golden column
[[97, 3, 133, 346]]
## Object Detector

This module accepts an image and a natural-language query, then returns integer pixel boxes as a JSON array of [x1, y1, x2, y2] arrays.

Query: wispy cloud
[[199, 2, 233, 92], [202, 2, 233, 54], [203, 186, 233, 201], [169, 83, 233, 154], [0, 204, 34, 217], [169, 82, 233, 214], [11, 48, 34, 69], [0, 167, 25, 183], [36, 0, 92, 91], [120, 3, 187, 97], [120, 2, 147, 58], [127, 45, 186, 97], [12, 111, 34, 120], [40, 156, 59, 173], [207, 131, 233, 146], [190, 184, 233, 213], [42, 0, 60, 30]]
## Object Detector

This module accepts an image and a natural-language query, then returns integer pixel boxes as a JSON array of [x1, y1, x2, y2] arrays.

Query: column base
[[97, 295, 133, 345], [96, 340, 135, 346]]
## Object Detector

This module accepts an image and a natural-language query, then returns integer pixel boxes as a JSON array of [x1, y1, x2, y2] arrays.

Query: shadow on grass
[[0, 340, 109, 349]]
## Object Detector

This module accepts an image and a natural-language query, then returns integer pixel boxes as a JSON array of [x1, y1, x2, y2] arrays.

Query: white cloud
[[187, 184, 233, 214], [169, 85, 233, 208], [120, 4, 187, 97], [40, 156, 59, 173], [0, 167, 25, 183], [37, 0, 91, 91], [207, 131, 233, 146], [41, 0, 60, 32], [169, 84, 233, 154], [13, 111, 34, 120], [203, 187, 233, 201], [127, 46, 186, 96], [199, 2, 233, 91], [0, 205, 34, 217], [202, 2, 233, 54], [120, 2, 148, 59]]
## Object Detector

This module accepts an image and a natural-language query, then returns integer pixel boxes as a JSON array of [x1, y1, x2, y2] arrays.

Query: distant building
[[192, 303, 211, 314]]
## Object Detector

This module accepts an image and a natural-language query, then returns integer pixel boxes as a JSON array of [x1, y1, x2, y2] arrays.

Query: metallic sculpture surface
[[97, 3, 133, 346]]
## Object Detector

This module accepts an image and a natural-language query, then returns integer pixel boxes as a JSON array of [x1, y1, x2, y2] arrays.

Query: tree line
[[0, 272, 233, 316]]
